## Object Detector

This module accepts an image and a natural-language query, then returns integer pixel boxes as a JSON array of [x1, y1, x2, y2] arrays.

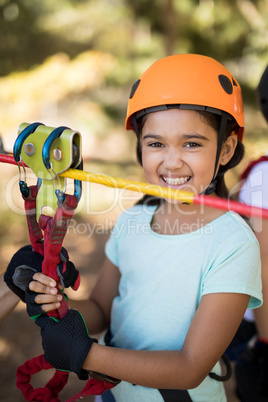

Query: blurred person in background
[[227, 65, 268, 402]]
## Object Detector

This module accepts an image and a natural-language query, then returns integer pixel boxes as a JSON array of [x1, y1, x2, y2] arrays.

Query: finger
[[32, 272, 57, 288], [34, 293, 63, 305], [29, 280, 58, 296], [39, 301, 62, 313]]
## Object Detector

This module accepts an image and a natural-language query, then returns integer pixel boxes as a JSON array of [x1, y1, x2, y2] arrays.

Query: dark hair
[[136, 109, 245, 205]]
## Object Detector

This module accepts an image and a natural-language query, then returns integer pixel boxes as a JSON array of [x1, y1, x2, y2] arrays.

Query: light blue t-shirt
[[104, 204, 262, 402]]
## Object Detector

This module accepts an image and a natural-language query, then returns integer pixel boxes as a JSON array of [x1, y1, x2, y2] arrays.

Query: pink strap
[[66, 378, 117, 402], [23, 185, 44, 255]]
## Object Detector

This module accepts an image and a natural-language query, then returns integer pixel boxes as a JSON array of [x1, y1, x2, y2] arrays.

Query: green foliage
[[1, 0, 267, 79], [0, 0, 267, 150]]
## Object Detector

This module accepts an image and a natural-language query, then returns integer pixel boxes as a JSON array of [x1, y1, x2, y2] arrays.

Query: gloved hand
[[35, 309, 97, 380], [4, 245, 43, 301], [4, 245, 80, 302]]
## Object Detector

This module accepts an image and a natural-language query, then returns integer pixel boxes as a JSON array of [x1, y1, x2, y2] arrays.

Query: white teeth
[[163, 176, 190, 185]]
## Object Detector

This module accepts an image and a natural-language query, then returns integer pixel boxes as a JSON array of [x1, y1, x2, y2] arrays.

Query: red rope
[[194, 194, 268, 219], [16, 354, 118, 402], [16, 355, 69, 402], [0, 153, 27, 166]]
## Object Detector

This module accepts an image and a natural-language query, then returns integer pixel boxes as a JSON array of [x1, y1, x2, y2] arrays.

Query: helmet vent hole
[[232, 78, 238, 87], [218, 74, 233, 94], [129, 79, 141, 99]]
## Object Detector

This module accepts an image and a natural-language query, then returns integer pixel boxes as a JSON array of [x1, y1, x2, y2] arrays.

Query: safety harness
[[13, 123, 120, 401]]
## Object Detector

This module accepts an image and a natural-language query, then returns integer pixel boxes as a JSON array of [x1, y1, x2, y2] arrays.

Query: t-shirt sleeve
[[239, 161, 268, 209], [105, 214, 124, 267], [201, 239, 262, 309]]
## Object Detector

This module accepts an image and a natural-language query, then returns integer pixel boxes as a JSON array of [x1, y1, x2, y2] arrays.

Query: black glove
[[25, 286, 46, 318], [35, 309, 97, 380], [57, 248, 80, 290], [4, 245, 80, 302], [4, 245, 43, 301]]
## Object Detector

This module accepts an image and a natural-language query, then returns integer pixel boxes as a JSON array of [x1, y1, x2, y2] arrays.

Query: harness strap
[[39, 193, 77, 279], [66, 378, 117, 402], [38, 194, 78, 319], [23, 185, 43, 255], [24, 187, 77, 319], [16, 189, 74, 400], [159, 389, 193, 402]]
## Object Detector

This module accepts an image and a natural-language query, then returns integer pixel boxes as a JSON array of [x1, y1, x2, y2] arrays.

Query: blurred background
[[0, 0, 267, 400]]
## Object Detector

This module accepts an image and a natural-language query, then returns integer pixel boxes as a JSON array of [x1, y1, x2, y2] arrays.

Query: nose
[[163, 147, 184, 170]]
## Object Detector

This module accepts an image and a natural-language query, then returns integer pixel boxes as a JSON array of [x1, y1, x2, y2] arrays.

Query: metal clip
[[13, 122, 44, 162], [42, 126, 70, 169], [14, 122, 44, 197], [42, 126, 82, 204]]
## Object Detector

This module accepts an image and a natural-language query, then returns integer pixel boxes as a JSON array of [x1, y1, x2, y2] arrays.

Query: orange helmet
[[125, 54, 244, 142]]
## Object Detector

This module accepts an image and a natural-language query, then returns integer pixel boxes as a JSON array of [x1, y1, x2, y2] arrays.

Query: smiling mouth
[[162, 176, 190, 186]]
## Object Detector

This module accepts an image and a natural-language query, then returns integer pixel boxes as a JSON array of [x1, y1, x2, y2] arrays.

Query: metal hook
[[42, 126, 69, 169], [14, 122, 44, 198], [42, 125, 82, 204], [48, 165, 66, 204], [74, 160, 83, 202], [18, 161, 29, 197], [41, 126, 70, 205], [16, 160, 26, 182], [13, 122, 44, 162]]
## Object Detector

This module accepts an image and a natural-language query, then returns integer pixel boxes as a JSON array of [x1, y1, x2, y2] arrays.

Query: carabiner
[[42, 126, 70, 169], [74, 160, 83, 202], [14, 123, 44, 198], [54, 160, 82, 205], [13, 122, 44, 162], [42, 126, 82, 204]]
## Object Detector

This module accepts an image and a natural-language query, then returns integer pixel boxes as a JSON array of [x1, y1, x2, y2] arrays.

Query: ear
[[219, 133, 238, 166]]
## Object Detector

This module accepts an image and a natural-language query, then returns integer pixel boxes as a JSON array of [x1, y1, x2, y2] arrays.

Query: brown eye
[[149, 142, 163, 148], [185, 142, 201, 148]]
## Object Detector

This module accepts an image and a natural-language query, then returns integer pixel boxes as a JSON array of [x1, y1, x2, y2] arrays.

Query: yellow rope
[[59, 168, 195, 204]]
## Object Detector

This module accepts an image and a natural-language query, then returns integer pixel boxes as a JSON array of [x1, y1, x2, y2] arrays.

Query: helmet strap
[[203, 111, 228, 195], [203, 180, 217, 195], [131, 116, 142, 164]]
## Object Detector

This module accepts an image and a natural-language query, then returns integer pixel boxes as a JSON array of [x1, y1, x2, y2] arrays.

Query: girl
[[27, 54, 262, 401]]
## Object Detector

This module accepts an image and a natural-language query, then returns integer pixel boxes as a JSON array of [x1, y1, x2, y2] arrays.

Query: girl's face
[[141, 108, 226, 196]]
